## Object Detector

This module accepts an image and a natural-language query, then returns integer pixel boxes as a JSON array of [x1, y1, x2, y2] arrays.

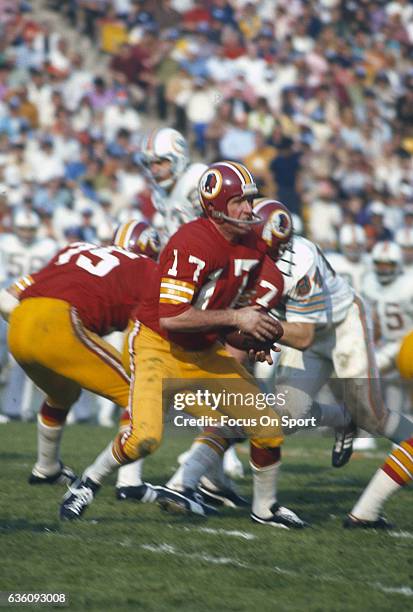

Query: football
[[224, 319, 284, 352]]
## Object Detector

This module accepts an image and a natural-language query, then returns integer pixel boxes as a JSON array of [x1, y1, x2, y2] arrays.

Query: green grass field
[[0, 422, 412, 611]]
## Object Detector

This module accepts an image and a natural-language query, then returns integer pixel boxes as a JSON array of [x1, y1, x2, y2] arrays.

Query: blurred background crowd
[[0, 0, 412, 250]]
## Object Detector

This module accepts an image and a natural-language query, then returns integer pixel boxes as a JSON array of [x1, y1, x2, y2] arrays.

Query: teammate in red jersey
[[60, 162, 304, 528], [5, 240, 158, 486]]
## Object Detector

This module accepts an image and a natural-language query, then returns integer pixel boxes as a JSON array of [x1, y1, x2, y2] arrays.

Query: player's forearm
[[279, 321, 315, 351], [160, 307, 237, 333]]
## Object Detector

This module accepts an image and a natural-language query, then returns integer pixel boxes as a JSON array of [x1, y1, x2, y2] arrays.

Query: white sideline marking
[[140, 543, 249, 568], [140, 542, 413, 596], [390, 531, 413, 540], [199, 527, 256, 541], [176, 526, 256, 541], [373, 584, 413, 597]]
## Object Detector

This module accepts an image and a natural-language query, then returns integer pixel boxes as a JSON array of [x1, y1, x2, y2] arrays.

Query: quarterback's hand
[[234, 305, 282, 342], [248, 345, 281, 365]]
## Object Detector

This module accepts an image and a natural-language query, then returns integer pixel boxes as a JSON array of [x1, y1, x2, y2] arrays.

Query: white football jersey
[[362, 270, 413, 342], [325, 252, 369, 294], [0, 234, 58, 284], [276, 236, 355, 326], [152, 162, 208, 243]]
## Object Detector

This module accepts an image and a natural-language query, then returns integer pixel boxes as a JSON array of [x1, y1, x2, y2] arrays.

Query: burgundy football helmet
[[252, 198, 293, 260], [198, 160, 260, 225], [112, 220, 161, 260]]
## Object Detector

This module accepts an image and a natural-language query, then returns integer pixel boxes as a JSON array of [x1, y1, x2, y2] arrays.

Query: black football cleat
[[343, 514, 394, 530], [197, 480, 249, 508], [251, 503, 307, 529], [60, 477, 100, 521], [332, 421, 358, 468], [157, 487, 219, 517], [28, 462, 77, 486], [116, 483, 160, 503]]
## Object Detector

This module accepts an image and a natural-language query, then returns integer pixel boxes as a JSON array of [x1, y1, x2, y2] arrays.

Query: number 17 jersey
[[16, 242, 157, 337], [134, 218, 267, 350]]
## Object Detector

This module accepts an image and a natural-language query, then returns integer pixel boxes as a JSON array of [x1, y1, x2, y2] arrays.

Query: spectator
[[269, 136, 302, 216]]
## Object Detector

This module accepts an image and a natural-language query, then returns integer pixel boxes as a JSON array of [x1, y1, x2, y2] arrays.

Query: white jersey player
[[395, 226, 413, 275], [326, 224, 369, 293], [0, 210, 58, 282], [139, 127, 207, 243], [0, 210, 58, 420], [362, 241, 413, 413]]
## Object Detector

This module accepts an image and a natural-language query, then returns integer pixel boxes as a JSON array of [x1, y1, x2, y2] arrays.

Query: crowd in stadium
[[0, 0, 412, 249]]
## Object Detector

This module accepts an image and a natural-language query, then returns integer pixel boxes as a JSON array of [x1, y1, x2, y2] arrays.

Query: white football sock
[[83, 442, 121, 485], [350, 468, 401, 521], [251, 461, 280, 518], [167, 443, 220, 491], [116, 459, 144, 488], [34, 415, 63, 476]]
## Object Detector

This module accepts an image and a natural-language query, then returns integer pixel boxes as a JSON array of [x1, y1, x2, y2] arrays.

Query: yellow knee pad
[[397, 332, 413, 379]]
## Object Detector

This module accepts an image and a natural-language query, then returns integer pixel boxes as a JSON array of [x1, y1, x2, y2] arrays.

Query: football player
[[0, 226, 160, 489], [326, 224, 376, 451], [362, 242, 413, 414], [193, 208, 413, 528], [60, 161, 305, 529], [140, 126, 245, 480], [0, 209, 58, 420], [326, 224, 368, 293], [139, 127, 208, 243], [253, 224, 413, 528], [395, 226, 413, 274]]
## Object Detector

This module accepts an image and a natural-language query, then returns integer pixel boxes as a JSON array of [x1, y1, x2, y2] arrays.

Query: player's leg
[[334, 299, 413, 528], [63, 323, 170, 520], [115, 328, 150, 501], [160, 342, 305, 527], [8, 299, 130, 495], [12, 360, 82, 484]]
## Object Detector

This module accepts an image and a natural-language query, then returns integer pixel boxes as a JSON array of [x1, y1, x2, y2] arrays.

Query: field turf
[[0, 422, 412, 611]]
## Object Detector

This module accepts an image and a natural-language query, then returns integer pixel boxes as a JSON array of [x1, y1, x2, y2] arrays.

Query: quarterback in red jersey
[[61, 162, 303, 528], [5, 236, 158, 487]]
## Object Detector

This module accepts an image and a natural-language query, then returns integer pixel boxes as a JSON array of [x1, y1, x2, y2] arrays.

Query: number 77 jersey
[[12, 242, 157, 336]]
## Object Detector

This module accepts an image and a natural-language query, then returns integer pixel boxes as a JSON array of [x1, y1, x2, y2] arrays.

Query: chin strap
[[211, 210, 263, 225]]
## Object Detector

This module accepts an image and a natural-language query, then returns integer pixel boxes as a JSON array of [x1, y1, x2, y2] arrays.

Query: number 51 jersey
[[15, 242, 157, 336]]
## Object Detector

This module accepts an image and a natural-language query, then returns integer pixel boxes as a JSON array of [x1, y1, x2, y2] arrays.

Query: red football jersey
[[19, 242, 157, 336], [134, 218, 267, 349], [253, 255, 284, 311]]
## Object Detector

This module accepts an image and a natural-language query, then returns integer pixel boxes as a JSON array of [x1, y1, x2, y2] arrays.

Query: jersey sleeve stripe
[[161, 277, 195, 290], [287, 300, 327, 312], [160, 289, 193, 301], [288, 292, 325, 304], [160, 282, 194, 296], [12, 275, 34, 293], [160, 294, 191, 304], [159, 294, 191, 305]]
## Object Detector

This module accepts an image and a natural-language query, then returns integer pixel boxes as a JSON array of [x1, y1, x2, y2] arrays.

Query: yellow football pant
[[8, 298, 130, 410], [397, 330, 413, 379], [115, 323, 284, 462]]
